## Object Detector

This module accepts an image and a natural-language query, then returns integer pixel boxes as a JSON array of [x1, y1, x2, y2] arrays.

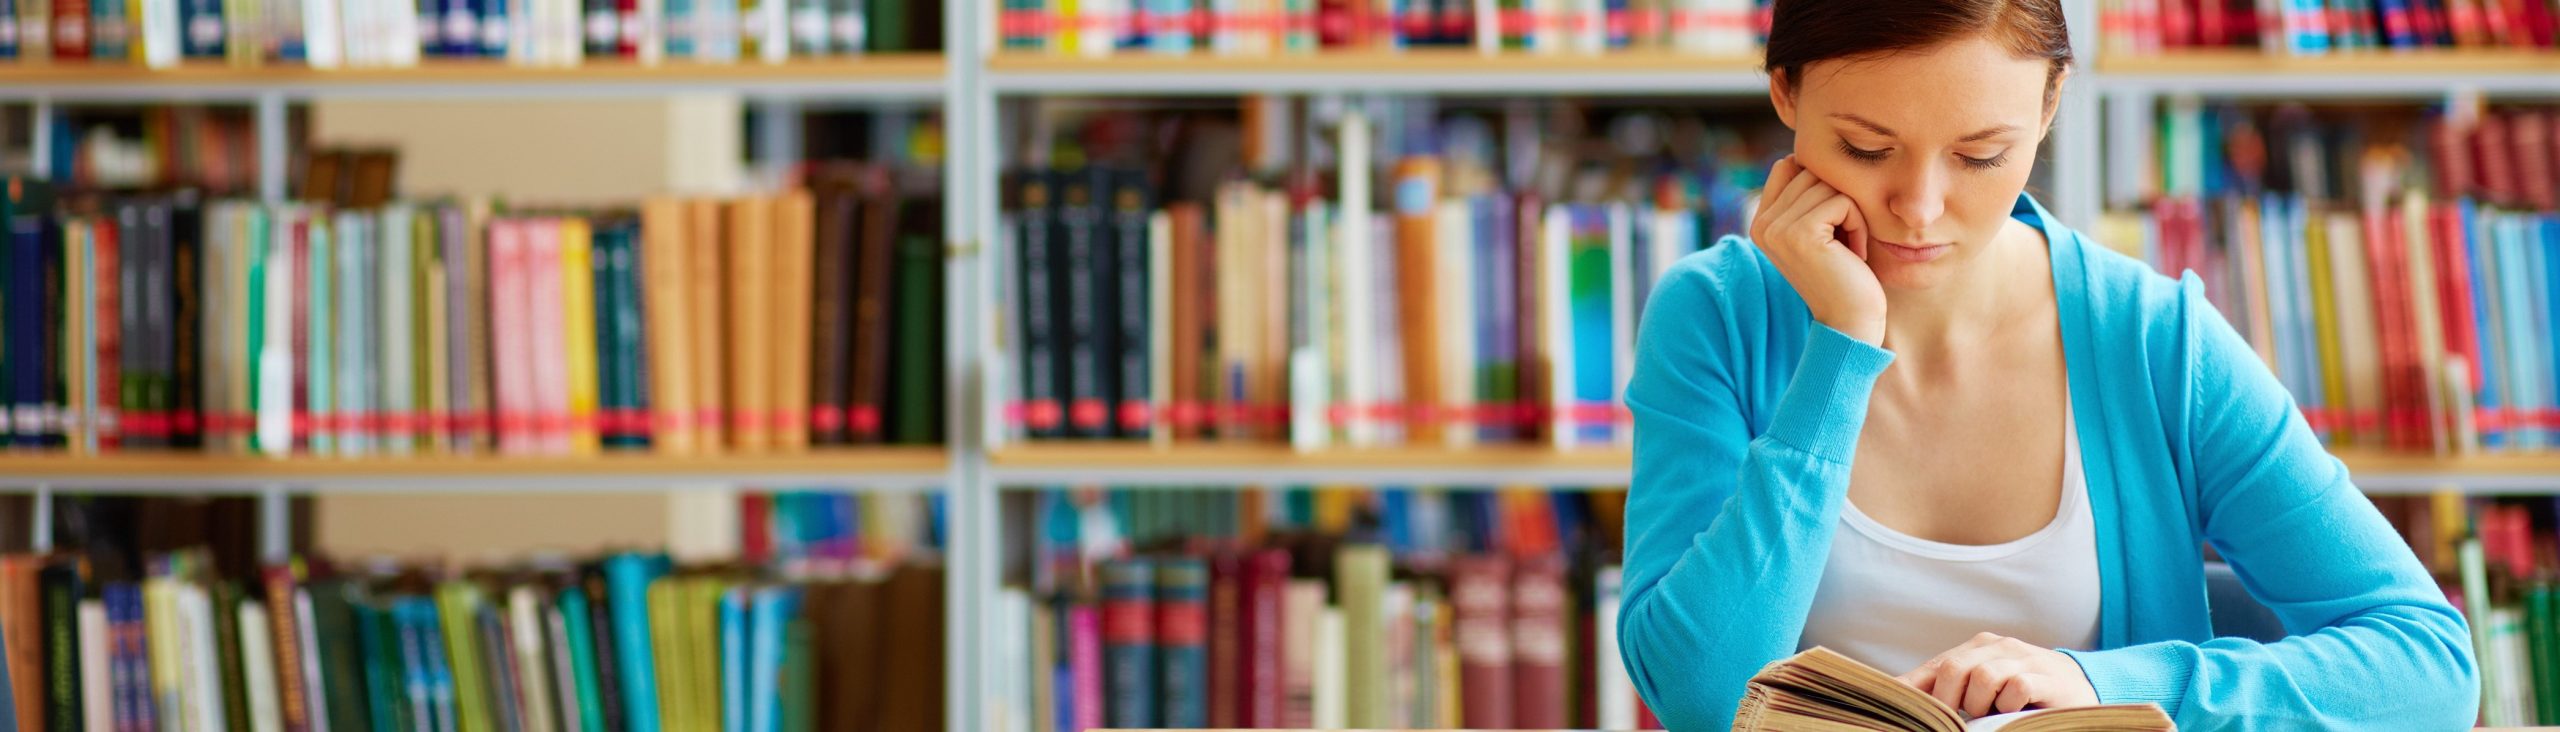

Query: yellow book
[[726, 196, 776, 453], [641, 198, 699, 454], [770, 191, 815, 453], [143, 578, 188, 731], [1057, 0, 1080, 55], [687, 199, 730, 452], [421, 210, 453, 454], [560, 216, 603, 456], [2303, 200, 2348, 441], [685, 579, 727, 732]]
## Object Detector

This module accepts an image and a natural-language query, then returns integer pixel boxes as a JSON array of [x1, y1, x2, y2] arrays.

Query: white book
[[178, 584, 227, 732], [1596, 566, 1635, 729], [2399, 194, 2447, 456], [990, 590, 1031, 732], [79, 601, 112, 732], [636, 0, 663, 64], [335, 211, 372, 455], [1472, 0, 1497, 52], [1370, 216, 1405, 446], [385, 0, 420, 65], [238, 602, 284, 732], [1541, 204, 1576, 449], [1290, 203, 1331, 453], [755, 0, 786, 62], [257, 207, 298, 456], [141, 0, 181, 67], [509, 588, 559, 732], [2324, 211, 2384, 449], [1313, 607, 1346, 729], [1572, 0, 1602, 52], [301, 0, 341, 66], [1607, 202, 1634, 447], [1435, 200, 1476, 449], [1337, 111, 1378, 448], [987, 218, 1020, 449]]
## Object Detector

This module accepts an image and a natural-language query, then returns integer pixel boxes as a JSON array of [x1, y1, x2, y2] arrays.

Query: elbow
[[1618, 592, 1746, 729]]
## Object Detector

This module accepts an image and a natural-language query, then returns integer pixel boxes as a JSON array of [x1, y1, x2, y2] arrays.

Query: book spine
[[1155, 558, 1207, 728], [561, 216, 602, 455], [1099, 558, 1155, 728], [1014, 172, 1064, 439], [1110, 169, 1155, 439]]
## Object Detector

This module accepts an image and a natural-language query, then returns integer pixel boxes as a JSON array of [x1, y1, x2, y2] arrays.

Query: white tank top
[[1796, 406, 2102, 675]]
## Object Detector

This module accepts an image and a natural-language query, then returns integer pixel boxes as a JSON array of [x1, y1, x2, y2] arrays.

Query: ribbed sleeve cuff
[[2060, 643, 2194, 719], [1761, 323, 1895, 464]]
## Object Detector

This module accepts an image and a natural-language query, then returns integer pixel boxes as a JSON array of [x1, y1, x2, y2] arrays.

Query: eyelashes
[[1833, 140, 2011, 170]]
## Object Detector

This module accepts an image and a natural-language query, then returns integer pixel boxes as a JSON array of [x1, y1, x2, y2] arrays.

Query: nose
[[1888, 160, 1947, 234]]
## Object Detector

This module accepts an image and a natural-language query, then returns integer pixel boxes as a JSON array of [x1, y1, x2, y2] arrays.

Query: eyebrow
[[1828, 113, 2018, 143]]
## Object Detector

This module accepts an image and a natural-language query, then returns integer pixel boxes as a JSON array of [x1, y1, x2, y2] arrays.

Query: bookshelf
[[0, 56, 952, 100], [0, 448, 951, 491], [8, 0, 2560, 728]]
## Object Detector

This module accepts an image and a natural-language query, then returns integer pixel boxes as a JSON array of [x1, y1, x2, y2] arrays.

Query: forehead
[[1793, 37, 2051, 133]]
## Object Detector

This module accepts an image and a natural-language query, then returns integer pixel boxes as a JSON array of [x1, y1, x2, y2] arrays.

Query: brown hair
[[1764, 0, 2073, 109]]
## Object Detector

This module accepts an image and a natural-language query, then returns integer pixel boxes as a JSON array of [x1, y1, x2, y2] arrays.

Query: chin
[[1868, 256, 1954, 290]]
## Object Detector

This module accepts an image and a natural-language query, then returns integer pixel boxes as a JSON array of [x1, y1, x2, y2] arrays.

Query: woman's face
[[1770, 36, 2061, 291]]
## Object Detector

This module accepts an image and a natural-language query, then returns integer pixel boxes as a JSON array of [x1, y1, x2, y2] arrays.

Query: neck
[[1879, 219, 2045, 363]]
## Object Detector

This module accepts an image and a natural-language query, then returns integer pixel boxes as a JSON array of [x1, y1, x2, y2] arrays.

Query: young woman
[[1615, 0, 2478, 729]]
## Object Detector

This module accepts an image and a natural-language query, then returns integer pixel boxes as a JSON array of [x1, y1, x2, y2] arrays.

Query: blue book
[[394, 599, 443, 732], [1478, 192, 1518, 442], [477, 0, 510, 56], [719, 588, 748, 732], [2541, 216, 2560, 447], [1154, 558, 1208, 728], [745, 588, 797, 732], [4, 186, 42, 448], [336, 213, 370, 455], [2457, 200, 2502, 449], [1568, 204, 1615, 444], [441, 0, 478, 56], [664, 0, 694, 56], [556, 587, 607, 732], [0, 0, 20, 58], [1100, 558, 1156, 728], [604, 553, 667, 732], [92, 0, 130, 59], [2494, 214, 2541, 451], [181, 0, 226, 56]]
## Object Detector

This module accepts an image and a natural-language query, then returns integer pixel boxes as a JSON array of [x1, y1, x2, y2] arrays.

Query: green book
[[778, 618, 814, 732], [308, 580, 379, 732], [438, 583, 494, 732], [1337, 543, 1389, 727], [890, 229, 943, 445], [358, 601, 414, 732], [39, 560, 83, 732], [2530, 584, 2557, 725], [211, 582, 250, 732], [558, 588, 607, 732]]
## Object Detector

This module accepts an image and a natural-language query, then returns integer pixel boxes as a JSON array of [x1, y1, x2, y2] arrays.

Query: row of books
[[992, 0, 1769, 56], [0, 549, 948, 732], [2097, 102, 2560, 455], [51, 107, 260, 197], [993, 108, 1760, 450], [992, 485, 1652, 731], [0, 0, 938, 67], [2377, 492, 2560, 727], [2098, 0, 2560, 55], [0, 170, 948, 456]]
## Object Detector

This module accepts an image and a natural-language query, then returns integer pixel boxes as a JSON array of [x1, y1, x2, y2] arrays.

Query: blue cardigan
[[1619, 193, 2479, 730]]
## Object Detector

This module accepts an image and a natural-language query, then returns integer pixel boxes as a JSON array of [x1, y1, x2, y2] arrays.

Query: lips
[[1874, 237, 1952, 263]]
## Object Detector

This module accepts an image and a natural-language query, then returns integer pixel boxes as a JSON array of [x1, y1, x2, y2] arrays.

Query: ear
[[2039, 65, 2072, 137], [1769, 69, 1799, 130]]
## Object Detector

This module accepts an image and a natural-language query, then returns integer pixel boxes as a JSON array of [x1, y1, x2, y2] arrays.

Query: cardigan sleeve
[[2059, 276, 2478, 730], [1616, 252, 1896, 729]]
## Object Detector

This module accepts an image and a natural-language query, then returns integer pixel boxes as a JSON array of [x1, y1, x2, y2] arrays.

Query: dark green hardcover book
[[778, 617, 814, 732], [37, 559, 82, 732], [310, 580, 380, 732], [212, 582, 251, 732], [171, 193, 203, 449], [862, 0, 904, 50], [888, 198, 943, 446], [356, 601, 412, 732], [580, 571, 627, 732]]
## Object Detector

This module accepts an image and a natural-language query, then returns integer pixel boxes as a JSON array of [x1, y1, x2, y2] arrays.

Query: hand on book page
[[1751, 156, 1886, 346], [1733, 647, 2173, 732], [1897, 632, 2099, 717]]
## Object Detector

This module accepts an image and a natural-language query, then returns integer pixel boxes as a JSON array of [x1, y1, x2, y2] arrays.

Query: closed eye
[[1836, 140, 1889, 163]]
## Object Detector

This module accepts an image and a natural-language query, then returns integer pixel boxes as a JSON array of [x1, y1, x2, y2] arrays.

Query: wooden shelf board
[[2332, 448, 2560, 477], [990, 442, 1631, 470], [2098, 49, 2560, 75], [0, 447, 950, 480], [986, 48, 1763, 75], [0, 55, 949, 86]]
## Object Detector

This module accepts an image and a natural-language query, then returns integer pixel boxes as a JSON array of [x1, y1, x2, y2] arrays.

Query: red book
[[1451, 555, 1514, 728], [2359, 207, 2414, 450], [263, 565, 314, 732], [51, 0, 87, 59], [2516, 112, 2557, 210], [288, 215, 311, 451], [2197, 0, 2227, 45], [1511, 556, 1568, 728], [2479, 113, 2519, 204], [1240, 548, 1288, 728], [1207, 551, 1241, 727], [740, 494, 772, 565], [2161, 0, 2195, 46], [2428, 202, 2482, 424], [94, 217, 122, 451]]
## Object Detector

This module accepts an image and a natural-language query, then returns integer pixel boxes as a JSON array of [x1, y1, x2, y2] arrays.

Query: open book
[[1734, 647, 2175, 732]]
